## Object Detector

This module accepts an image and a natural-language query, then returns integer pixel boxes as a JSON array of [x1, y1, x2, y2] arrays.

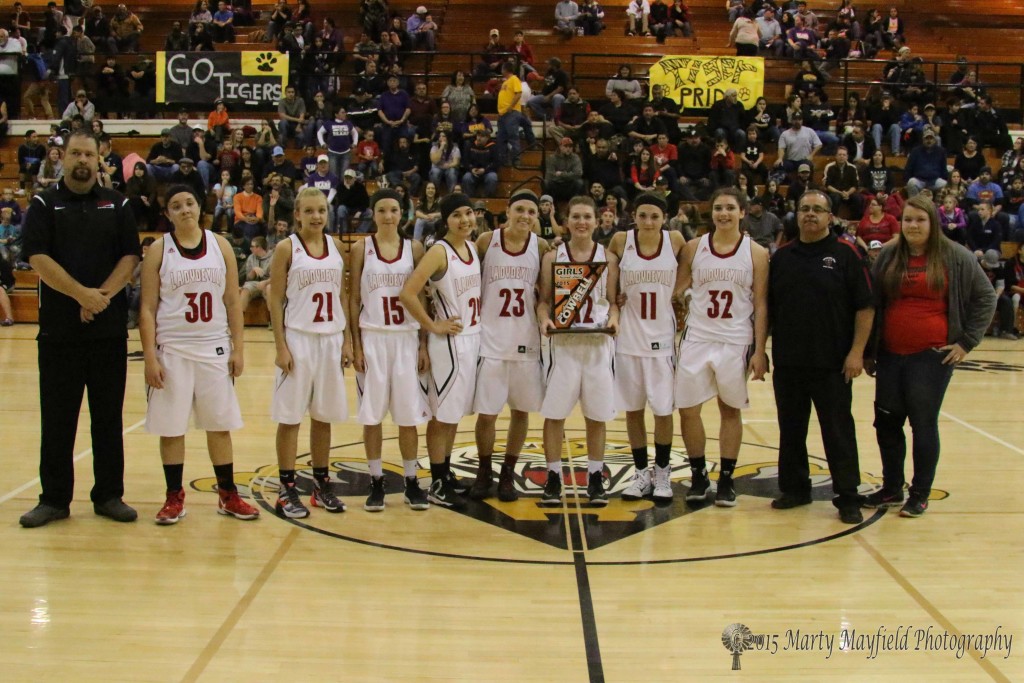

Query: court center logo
[[191, 432, 948, 564]]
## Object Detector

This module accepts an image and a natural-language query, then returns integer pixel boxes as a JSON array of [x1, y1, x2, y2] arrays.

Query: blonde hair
[[294, 186, 328, 215]]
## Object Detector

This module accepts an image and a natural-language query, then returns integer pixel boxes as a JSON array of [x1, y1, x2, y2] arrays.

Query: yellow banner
[[648, 55, 764, 110]]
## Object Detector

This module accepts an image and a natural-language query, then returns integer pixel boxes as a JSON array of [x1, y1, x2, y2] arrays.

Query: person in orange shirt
[[207, 99, 231, 143], [233, 177, 264, 242]]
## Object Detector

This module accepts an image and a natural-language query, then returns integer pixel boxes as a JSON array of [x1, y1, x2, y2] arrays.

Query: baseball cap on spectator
[[790, 111, 803, 121], [655, 176, 668, 186], [316, 154, 329, 163], [983, 250, 1001, 269], [489, 28, 499, 37], [161, 128, 172, 136], [353, 86, 367, 95], [924, 103, 936, 110], [344, 169, 357, 178], [869, 240, 883, 250], [922, 128, 936, 139], [980, 165, 992, 175], [272, 146, 285, 156], [881, 91, 893, 100], [798, 163, 811, 174], [473, 200, 487, 211], [560, 137, 574, 146], [178, 157, 194, 165], [540, 194, 553, 203], [685, 128, 700, 138], [416, 5, 427, 14]]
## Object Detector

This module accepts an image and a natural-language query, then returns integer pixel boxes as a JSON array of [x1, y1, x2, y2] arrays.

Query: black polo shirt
[[22, 181, 140, 342], [768, 233, 873, 370]]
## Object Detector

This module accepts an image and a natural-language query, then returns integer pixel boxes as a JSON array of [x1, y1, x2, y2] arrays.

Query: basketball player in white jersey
[[140, 185, 259, 525], [400, 193, 482, 509], [468, 190, 549, 501], [675, 187, 769, 507], [350, 189, 431, 512], [608, 193, 686, 502], [536, 196, 620, 506], [269, 187, 352, 519]]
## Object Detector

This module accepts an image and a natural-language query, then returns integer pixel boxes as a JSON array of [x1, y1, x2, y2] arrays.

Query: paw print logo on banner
[[256, 52, 278, 72]]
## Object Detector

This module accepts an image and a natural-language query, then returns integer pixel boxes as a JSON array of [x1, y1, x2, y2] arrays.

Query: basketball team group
[[17, 131, 997, 529]]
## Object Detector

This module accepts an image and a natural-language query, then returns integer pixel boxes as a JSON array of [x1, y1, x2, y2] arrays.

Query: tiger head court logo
[[192, 430, 949, 565]]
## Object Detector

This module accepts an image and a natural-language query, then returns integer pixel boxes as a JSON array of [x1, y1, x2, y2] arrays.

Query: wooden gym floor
[[0, 325, 1021, 682]]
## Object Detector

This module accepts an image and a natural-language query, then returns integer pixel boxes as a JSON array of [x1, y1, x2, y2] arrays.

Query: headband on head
[[440, 193, 474, 224], [508, 189, 540, 212], [370, 188, 403, 210], [633, 192, 667, 215]]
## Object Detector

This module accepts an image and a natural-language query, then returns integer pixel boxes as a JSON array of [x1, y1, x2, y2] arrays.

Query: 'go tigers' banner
[[156, 51, 290, 106], [648, 55, 764, 110]]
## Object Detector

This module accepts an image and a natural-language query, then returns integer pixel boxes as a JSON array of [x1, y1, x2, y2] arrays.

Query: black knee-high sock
[[312, 466, 329, 484], [163, 463, 184, 492], [654, 443, 671, 468], [689, 456, 706, 473], [279, 469, 296, 487], [430, 461, 445, 482], [632, 447, 649, 469], [720, 459, 736, 478], [213, 463, 236, 492]]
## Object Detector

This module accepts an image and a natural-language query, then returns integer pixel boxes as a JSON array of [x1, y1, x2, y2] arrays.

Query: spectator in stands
[[165, 20, 190, 51], [628, 103, 666, 148], [965, 167, 1004, 212], [648, 0, 670, 42], [708, 135, 734, 189], [191, 21, 214, 50], [170, 157, 206, 205], [528, 58, 569, 121], [354, 129, 382, 179], [377, 74, 413, 157], [305, 154, 340, 227], [212, 169, 237, 231], [967, 202, 1005, 256], [408, 80, 436, 142], [263, 172, 294, 226], [11, 3, 33, 48], [233, 177, 264, 242], [0, 206, 21, 266], [856, 194, 900, 245], [953, 136, 984, 183], [496, 60, 531, 167], [209, 1, 234, 43], [34, 146, 63, 194], [317, 105, 357, 179], [882, 6, 904, 49], [869, 91, 901, 156], [742, 96, 775, 144], [41, 3, 64, 50], [165, 109, 193, 151], [676, 129, 713, 200], [334, 168, 370, 233], [461, 129, 499, 197], [904, 128, 947, 197], [276, 84, 308, 149], [428, 131, 460, 193], [584, 136, 623, 192], [354, 59, 386, 99], [802, 91, 838, 152], [205, 99, 230, 143], [625, 0, 650, 36], [551, 87, 589, 142], [125, 161, 156, 228], [741, 196, 782, 249], [729, 7, 760, 56], [968, 96, 1012, 152], [0, 188, 22, 230], [542, 137, 584, 201], [599, 89, 636, 138], [775, 112, 821, 174], [579, 0, 605, 36], [264, 145, 298, 186], [860, 149, 893, 198], [835, 93, 867, 137], [254, 118, 279, 165], [938, 194, 967, 244], [474, 28, 506, 82], [708, 88, 745, 149], [127, 56, 156, 117], [412, 180, 441, 241], [842, 122, 875, 168], [110, 3, 142, 53], [385, 135, 421, 195], [189, 0, 212, 37], [84, 6, 115, 55], [555, 0, 580, 38], [352, 31, 379, 74], [432, 101, 458, 144], [265, 0, 291, 42], [440, 71, 475, 124], [605, 64, 643, 101], [239, 235, 272, 315], [668, 0, 691, 38], [785, 15, 817, 60], [755, 6, 783, 55], [18, 130, 45, 191], [406, 6, 437, 51], [146, 129, 182, 182], [738, 125, 765, 187]]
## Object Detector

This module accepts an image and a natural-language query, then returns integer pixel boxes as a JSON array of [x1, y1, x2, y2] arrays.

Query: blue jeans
[[147, 164, 178, 183], [429, 166, 458, 193], [461, 170, 498, 197], [527, 93, 565, 120], [872, 122, 901, 154], [335, 206, 372, 234], [497, 110, 533, 166], [328, 151, 351, 180], [873, 349, 954, 499]]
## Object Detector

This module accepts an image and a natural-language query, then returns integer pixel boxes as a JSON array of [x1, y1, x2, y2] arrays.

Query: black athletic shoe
[[714, 475, 737, 507], [497, 463, 519, 502], [364, 476, 386, 512], [19, 503, 70, 528], [93, 498, 138, 523], [468, 464, 493, 500], [838, 506, 864, 524], [445, 469, 469, 495], [540, 470, 562, 504], [404, 477, 430, 510], [771, 492, 813, 509], [311, 481, 346, 513], [899, 496, 928, 518], [428, 477, 466, 509], [685, 469, 715, 502], [862, 489, 905, 509], [587, 471, 608, 507]]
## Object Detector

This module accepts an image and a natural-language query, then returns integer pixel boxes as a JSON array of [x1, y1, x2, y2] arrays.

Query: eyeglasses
[[798, 206, 830, 215]]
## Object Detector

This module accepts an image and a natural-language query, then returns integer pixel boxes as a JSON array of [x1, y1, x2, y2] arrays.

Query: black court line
[[568, 514, 605, 683]]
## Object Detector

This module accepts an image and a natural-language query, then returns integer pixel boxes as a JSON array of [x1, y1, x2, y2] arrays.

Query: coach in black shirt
[[768, 189, 874, 525], [19, 131, 141, 528]]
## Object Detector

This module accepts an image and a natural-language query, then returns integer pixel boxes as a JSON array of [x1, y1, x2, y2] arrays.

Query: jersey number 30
[[184, 292, 213, 323]]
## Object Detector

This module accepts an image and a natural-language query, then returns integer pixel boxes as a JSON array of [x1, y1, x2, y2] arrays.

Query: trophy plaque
[[550, 261, 613, 334]]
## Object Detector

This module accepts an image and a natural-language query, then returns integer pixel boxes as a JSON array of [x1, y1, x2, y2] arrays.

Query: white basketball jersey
[[554, 241, 609, 329], [617, 230, 677, 357], [284, 233, 346, 335], [480, 230, 541, 360], [429, 239, 482, 336], [156, 231, 230, 361], [685, 233, 754, 345], [359, 235, 419, 332]]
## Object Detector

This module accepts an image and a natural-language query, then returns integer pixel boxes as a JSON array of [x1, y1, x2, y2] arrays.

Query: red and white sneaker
[[217, 488, 260, 520], [155, 489, 187, 525]]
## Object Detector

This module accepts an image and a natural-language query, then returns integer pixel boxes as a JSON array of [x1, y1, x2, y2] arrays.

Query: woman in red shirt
[[866, 196, 996, 517], [858, 195, 900, 244]]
